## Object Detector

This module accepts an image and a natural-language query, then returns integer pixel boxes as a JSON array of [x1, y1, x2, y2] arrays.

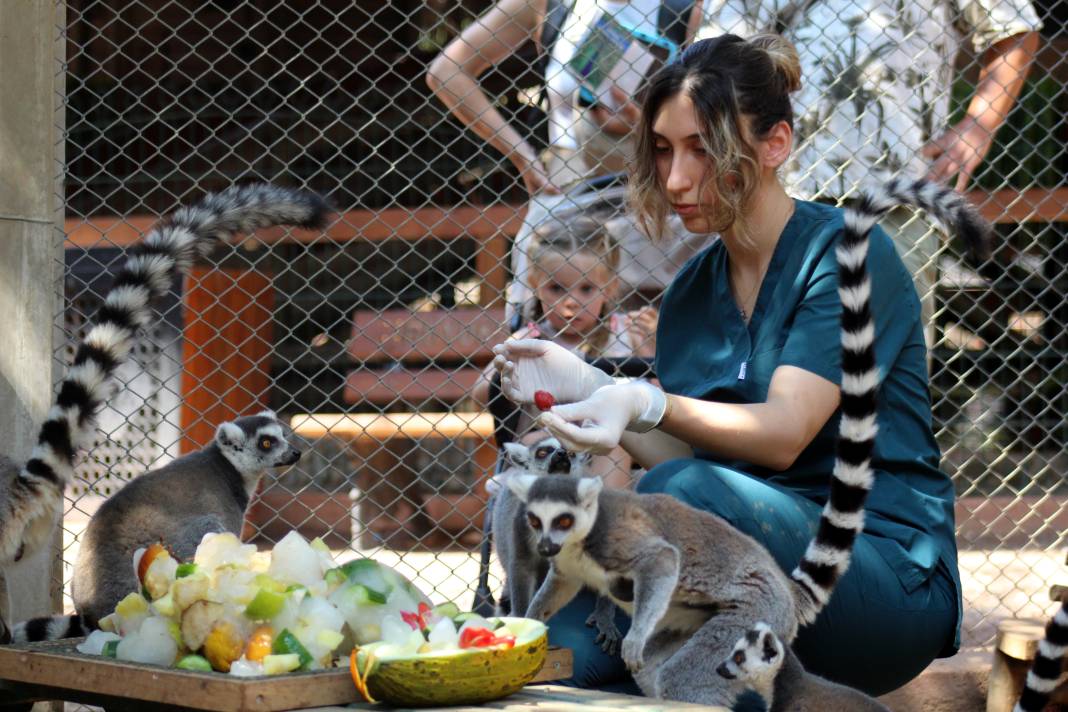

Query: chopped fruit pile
[[75, 531, 546, 682], [77, 531, 442, 675], [533, 390, 556, 412]]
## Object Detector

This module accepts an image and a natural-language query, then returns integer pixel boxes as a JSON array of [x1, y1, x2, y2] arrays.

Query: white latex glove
[[537, 381, 668, 454], [492, 339, 613, 405]]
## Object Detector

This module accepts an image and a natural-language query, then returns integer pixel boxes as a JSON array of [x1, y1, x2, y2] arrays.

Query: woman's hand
[[587, 86, 641, 137], [537, 381, 666, 454], [492, 339, 613, 405]]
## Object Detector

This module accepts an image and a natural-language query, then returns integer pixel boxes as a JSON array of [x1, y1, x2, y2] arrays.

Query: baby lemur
[[717, 622, 891, 711], [491, 436, 620, 654], [503, 178, 990, 706], [2, 183, 329, 643]]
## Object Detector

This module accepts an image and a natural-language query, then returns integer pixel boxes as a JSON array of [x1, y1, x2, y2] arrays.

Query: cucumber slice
[[244, 588, 287, 620], [176, 654, 213, 672], [272, 628, 313, 669], [102, 640, 119, 658], [347, 583, 387, 606], [175, 563, 198, 579]]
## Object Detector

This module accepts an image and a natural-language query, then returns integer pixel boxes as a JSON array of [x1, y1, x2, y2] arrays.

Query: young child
[[474, 213, 657, 489]]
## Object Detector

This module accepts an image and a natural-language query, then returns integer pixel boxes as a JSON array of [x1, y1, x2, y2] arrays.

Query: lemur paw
[[586, 611, 622, 656], [621, 634, 644, 672]]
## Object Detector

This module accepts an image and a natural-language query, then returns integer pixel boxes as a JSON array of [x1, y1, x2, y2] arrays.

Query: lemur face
[[215, 410, 302, 479], [716, 622, 784, 683], [506, 474, 602, 557], [502, 436, 591, 476]]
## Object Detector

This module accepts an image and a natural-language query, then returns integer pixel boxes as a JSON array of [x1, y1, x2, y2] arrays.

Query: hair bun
[[749, 34, 802, 94]]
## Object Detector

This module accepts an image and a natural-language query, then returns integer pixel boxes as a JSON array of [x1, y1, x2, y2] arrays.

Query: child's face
[[532, 252, 615, 339]]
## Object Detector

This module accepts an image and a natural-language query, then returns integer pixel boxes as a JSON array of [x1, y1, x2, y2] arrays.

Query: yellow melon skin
[[361, 630, 548, 707]]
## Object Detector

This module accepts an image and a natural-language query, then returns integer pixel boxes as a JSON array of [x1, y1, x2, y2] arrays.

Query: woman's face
[[532, 251, 614, 339], [652, 92, 716, 234]]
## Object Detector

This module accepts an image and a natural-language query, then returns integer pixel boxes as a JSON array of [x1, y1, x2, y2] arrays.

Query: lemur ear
[[215, 421, 244, 449], [761, 631, 781, 663], [505, 473, 537, 502], [256, 409, 278, 420], [502, 442, 531, 469], [576, 476, 603, 506]]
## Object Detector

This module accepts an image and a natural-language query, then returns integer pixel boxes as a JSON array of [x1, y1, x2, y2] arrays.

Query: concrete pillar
[[0, 0, 66, 630]]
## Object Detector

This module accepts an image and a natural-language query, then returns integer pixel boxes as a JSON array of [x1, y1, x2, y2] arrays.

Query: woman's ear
[[759, 120, 793, 169]]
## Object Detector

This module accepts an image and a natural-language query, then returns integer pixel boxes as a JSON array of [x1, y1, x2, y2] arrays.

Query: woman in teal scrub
[[491, 33, 962, 698]]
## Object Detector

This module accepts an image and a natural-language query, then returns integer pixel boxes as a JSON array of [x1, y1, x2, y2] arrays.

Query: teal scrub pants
[[545, 459, 958, 697]]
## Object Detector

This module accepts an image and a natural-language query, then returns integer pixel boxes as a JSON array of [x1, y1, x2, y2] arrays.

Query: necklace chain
[[735, 199, 795, 323]]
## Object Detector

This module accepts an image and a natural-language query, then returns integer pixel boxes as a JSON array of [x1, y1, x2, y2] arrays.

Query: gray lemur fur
[[72, 411, 300, 626], [508, 475, 803, 705], [717, 622, 890, 712], [0, 183, 329, 645], [12, 411, 300, 642], [491, 437, 621, 655]]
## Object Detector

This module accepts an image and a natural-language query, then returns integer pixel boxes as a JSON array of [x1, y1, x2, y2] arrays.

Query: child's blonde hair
[[523, 213, 621, 357]]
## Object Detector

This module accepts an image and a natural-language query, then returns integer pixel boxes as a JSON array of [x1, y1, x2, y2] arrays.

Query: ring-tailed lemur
[[1, 183, 330, 643], [502, 178, 990, 705], [1012, 597, 1068, 712], [717, 622, 891, 711], [491, 436, 621, 654], [13, 410, 302, 642]]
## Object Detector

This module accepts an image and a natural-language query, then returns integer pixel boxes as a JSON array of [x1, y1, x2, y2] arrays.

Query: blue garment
[[546, 200, 962, 696]]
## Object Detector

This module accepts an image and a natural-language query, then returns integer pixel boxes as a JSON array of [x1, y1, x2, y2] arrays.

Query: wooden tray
[[0, 639, 573, 711]]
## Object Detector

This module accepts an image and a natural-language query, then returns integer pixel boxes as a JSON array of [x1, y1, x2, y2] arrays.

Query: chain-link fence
[[59, 0, 1066, 655]]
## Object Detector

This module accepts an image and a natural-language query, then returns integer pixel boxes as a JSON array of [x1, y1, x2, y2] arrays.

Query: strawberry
[[534, 390, 555, 412]]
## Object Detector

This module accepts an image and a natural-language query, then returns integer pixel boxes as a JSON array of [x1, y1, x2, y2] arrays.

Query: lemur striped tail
[[1014, 597, 1068, 712], [0, 184, 330, 569], [11, 614, 88, 644], [790, 178, 990, 625]]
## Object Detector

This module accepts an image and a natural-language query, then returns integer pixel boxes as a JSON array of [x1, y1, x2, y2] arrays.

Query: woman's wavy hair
[[629, 34, 802, 245]]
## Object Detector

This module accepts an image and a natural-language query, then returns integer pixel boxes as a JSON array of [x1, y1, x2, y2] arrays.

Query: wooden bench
[[338, 305, 510, 548], [986, 551, 1068, 712], [345, 306, 509, 409], [291, 412, 497, 548]]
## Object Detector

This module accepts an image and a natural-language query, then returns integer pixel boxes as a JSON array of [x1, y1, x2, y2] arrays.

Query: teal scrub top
[[656, 199, 961, 646]]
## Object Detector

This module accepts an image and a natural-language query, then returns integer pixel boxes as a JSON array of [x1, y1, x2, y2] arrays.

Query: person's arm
[[655, 366, 839, 470], [559, 365, 840, 471], [426, 0, 559, 196], [618, 428, 694, 470], [923, 30, 1040, 191]]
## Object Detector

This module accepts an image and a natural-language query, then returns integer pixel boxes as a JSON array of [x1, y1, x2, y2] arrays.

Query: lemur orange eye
[[527, 513, 542, 530], [733, 651, 746, 665], [554, 514, 574, 531], [260, 438, 272, 450]]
